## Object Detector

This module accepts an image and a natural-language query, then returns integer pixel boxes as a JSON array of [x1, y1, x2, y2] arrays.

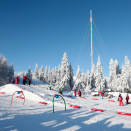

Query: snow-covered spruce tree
[[34, 63, 39, 79], [95, 56, 105, 91], [39, 65, 44, 81], [7, 63, 14, 82], [69, 62, 74, 90], [86, 70, 91, 91], [27, 67, 32, 79], [73, 65, 85, 91], [90, 64, 96, 89], [109, 59, 115, 81], [81, 69, 86, 84], [114, 60, 120, 75], [59, 52, 71, 91], [55, 65, 61, 89], [50, 68, 56, 86], [0, 55, 14, 85], [0, 57, 8, 85], [44, 66, 48, 83], [48, 66, 51, 84]]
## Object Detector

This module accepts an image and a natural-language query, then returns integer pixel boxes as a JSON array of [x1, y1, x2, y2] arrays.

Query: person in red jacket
[[78, 90, 81, 97], [101, 92, 104, 99], [16, 76, 20, 84], [29, 79, 31, 85], [126, 94, 129, 104], [12, 77, 15, 84], [23, 76, 29, 85], [119, 94, 124, 106], [74, 90, 76, 97]]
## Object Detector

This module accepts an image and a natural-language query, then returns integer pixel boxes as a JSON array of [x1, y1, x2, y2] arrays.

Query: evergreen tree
[[27, 67, 32, 79], [76, 65, 81, 79], [34, 63, 39, 79], [44, 66, 48, 83], [7, 63, 14, 82], [48, 66, 51, 84], [59, 52, 71, 91], [39, 65, 44, 81], [95, 56, 105, 91], [69, 62, 74, 90], [90, 64, 96, 88]]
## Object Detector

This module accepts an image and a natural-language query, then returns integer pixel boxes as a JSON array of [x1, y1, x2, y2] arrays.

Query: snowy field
[[0, 79, 131, 131]]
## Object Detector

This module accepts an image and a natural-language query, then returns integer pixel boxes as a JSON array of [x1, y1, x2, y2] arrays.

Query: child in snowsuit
[[101, 92, 104, 99], [78, 90, 81, 97], [29, 79, 31, 85], [16, 76, 20, 84], [74, 90, 76, 97], [126, 94, 129, 104], [60, 87, 63, 94], [119, 94, 124, 106], [118, 93, 121, 101], [12, 77, 15, 84]]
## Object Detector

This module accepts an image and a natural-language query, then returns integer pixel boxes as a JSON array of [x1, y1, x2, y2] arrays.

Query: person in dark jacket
[[78, 90, 81, 97], [118, 93, 121, 101], [29, 79, 31, 85], [23, 76, 28, 85], [119, 94, 124, 106], [12, 77, 15, 84], [126, 94, 129, 104]]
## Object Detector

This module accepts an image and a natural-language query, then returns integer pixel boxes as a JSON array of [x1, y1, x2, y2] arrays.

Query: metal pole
[[90, 10, 93, 70]]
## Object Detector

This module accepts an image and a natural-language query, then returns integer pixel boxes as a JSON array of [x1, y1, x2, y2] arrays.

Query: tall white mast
[[90, 10, 93, 70]]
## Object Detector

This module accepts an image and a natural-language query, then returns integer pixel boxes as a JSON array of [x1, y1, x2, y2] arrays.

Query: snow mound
[[0, 84, 44, 102]]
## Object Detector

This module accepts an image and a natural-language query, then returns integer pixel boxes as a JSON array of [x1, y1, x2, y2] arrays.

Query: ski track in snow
[[0, 80, 131, 131]]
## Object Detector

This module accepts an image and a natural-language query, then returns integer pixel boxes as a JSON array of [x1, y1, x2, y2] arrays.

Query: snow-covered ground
[[0, 79, 131, 131]]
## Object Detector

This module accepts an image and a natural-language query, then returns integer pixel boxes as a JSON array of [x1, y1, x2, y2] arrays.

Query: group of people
[[11, 76, 31, 85], [118, 93, 130, 106], [74, 90, 81, 97]]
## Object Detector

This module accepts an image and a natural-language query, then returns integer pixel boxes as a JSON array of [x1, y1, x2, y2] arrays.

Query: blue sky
[[0, 0, 131, 77]]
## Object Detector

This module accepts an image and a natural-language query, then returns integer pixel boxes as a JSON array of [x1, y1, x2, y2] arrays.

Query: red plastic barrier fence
[[108, 100, 115, 102], [81, 97, 85, 99], [117, 112, 131, 116], [39, 101, 47, 105], [125, 102, 131, 104], [92, 98, 98, 100], [16, 96, 24, 99], [0, 92, 5, 94], [69, 105, 80, 108], [91, 108, 103, 112]]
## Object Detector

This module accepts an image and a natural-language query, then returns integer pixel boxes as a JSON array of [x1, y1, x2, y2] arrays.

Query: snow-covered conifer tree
[[76, 65, 81, 79], [90, 64, 96, 89], [69, 62, 74, 90], [27, 67, 32, 79], [95, 56, 105, 91], [86, 70, 91, 91], [34, 63, 39, 79], [39, 65, 44, 81], [44, 66, 48, 83], [7, 64, 14, 82], [55, 65, 61, 89], [73, 65, 85, 91], [114, 60, 120, 75], [59, 52, 71, 91]]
